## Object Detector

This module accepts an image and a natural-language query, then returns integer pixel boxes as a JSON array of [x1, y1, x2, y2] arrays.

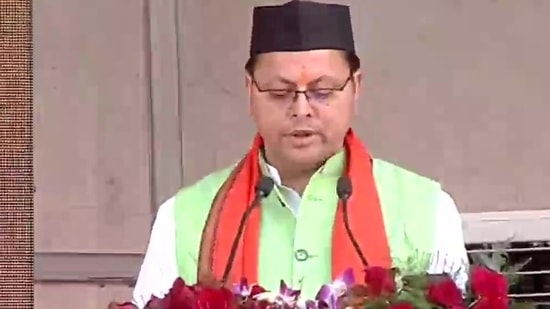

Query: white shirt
[[132, 164, 469, 308]]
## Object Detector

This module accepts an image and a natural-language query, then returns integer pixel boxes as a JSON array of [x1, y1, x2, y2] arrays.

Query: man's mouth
[[289, 130, 315, 138]]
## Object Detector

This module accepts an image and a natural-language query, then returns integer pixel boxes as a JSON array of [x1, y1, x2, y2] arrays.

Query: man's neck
[[262, 152, 323, 194], [277, 164, 319, 195]]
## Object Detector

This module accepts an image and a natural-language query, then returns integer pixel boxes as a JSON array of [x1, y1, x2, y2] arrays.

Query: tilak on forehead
[[298, 66, 310, 85]]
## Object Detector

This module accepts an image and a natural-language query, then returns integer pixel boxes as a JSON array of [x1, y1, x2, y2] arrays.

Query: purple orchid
[[252, 280, 301, 306], [279, 280, 301, 300], [232, 278, 252, 297], [315, 268, 355, 308], [232, 278, 266, 299]]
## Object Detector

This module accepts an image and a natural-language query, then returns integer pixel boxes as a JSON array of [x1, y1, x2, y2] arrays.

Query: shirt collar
[[258, 148, 346, 186]]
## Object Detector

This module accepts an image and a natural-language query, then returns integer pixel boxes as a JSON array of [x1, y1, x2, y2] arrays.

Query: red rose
[[427, 277, 465, 308], [158, 278, 196, 309], [194, 286, 236, 309], [389, 303, 415, 309], [470, 266, 508, 299], [470, 267, 508, 309], [363, 266, 396, 297], [147, 278, 237, 309], [249, 285, 267, 297]]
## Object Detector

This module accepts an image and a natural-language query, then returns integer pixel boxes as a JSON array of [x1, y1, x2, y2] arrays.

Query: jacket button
[[294, 249, 309, 261]]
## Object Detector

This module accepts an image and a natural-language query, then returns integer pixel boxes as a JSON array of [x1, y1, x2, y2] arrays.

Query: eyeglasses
[[251, 75, 352, 105]]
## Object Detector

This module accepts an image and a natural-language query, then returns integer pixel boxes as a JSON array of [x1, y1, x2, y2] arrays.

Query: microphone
[[221, 176, 275, 282], [336, 176, 369, 268]]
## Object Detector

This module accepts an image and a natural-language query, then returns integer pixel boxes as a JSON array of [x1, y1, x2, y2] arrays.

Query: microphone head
[[255, 176, 275, 198], [336, 176, 352, 201]]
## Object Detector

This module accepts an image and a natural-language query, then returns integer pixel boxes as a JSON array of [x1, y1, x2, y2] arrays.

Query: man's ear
[[245, 74, 254, 96], [352, 71, 362, 114], [352, 70, 362, 101], [245, 74, 254, 115]]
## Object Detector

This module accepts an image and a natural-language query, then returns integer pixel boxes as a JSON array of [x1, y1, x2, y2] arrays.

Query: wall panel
[[34, 0, 152, 253]]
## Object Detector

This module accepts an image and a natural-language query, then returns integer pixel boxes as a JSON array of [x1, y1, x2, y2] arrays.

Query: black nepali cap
[[249, 0, 355, 56]]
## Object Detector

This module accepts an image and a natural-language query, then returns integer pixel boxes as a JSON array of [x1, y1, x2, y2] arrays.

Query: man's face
[[246, 49, 361, 166]]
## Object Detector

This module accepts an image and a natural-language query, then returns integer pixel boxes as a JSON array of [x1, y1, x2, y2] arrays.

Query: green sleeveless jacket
[[173, 151, 440, 298]]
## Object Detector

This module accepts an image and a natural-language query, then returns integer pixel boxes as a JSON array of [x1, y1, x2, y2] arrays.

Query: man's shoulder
[[175, 163, 236, 199], [372, 157, 439, 186], [373, 158, 459, 209]]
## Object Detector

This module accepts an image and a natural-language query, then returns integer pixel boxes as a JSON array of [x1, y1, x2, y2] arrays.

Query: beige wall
[[34, 0, 550, 307], [179, 0, 550, 213], [33, 0, 154, 307]]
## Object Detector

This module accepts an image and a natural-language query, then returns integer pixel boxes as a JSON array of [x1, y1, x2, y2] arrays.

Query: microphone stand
[[337, 176, 369, 268], [221, 177, 274, 283]]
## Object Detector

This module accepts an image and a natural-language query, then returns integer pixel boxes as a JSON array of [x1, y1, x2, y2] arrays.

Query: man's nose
[[289, 92, 313, 118]]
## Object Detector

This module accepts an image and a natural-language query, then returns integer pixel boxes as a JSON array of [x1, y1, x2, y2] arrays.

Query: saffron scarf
[[197, 129, 392, 284]]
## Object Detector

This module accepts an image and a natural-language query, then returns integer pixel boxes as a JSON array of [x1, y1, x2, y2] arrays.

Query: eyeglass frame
[[249, 73, 354, 105]]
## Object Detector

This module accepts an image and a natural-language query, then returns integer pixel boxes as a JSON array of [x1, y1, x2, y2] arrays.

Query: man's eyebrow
[[258, 76, 296, 87], [259, 74, 341, 87], [276, 77, 296, 85], [307, 75, 334, 84]]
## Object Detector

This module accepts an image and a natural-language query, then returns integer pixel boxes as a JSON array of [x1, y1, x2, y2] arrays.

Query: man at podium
[[131, 1, 469, 308]]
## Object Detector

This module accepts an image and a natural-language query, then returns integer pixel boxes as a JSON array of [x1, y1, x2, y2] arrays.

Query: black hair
[[244, 51, 361, 75]]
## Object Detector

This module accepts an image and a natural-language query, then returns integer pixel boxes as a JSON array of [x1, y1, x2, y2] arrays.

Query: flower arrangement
[[110, 249, 535, 309]]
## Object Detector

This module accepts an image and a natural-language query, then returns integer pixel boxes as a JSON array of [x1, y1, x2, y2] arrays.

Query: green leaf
[[504, 257, 532, 286], [491, 251, 508, 270], [401, 274, 428, 290], [470, 242, 514, 272], [507, 257, 531, 273], [470, 252, 494, 268]]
